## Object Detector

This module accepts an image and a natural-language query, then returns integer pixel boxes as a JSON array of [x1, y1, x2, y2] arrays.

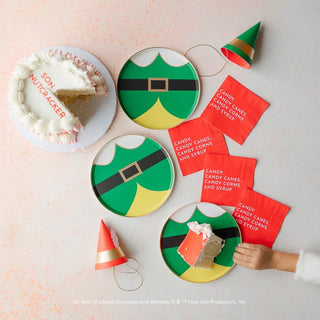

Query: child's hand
[[233, 243, 275, 270], [233, 243, 298, 272]]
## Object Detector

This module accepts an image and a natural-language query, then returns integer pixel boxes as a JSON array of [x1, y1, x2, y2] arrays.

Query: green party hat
[[221, 22, 261, 69]]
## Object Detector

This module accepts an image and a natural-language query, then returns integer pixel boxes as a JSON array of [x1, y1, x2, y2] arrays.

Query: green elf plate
[[91, 135, 174, 217], [160, 202, 241, 283], [117, 47, 200, 130]]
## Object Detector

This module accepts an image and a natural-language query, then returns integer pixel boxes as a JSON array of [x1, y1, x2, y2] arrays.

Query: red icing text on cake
[[41, 72, 55, 89], [29, 73, 66, 119]]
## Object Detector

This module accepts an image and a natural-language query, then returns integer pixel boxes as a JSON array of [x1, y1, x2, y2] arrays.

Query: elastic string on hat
[[112, 257, 143, 291], [184, 44, 227, 77]]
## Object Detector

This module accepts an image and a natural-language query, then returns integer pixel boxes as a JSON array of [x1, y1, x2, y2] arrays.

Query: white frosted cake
[[9, 50, 107, 144], [178, 221, 225, 269]]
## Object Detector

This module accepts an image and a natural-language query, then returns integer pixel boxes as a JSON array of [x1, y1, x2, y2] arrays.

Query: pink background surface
[[1, 1, 319, 319]]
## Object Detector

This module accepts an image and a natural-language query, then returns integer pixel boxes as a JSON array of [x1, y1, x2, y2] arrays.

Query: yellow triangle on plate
[[179, 264, 231, 283], [126, 183, 172, 217], [133, 98, 184, 129]]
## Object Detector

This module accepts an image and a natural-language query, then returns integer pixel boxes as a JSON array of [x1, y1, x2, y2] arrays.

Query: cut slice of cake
[[9, 50, 107, 144], [177, 221, 225, 269]]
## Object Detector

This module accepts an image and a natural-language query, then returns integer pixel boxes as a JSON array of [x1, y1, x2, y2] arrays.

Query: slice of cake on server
[[9, 50, 107, 144], [178, 221, 225, 269]]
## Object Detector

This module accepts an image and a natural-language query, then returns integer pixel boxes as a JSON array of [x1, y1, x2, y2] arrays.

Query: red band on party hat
[[95, 220, 128, 270]]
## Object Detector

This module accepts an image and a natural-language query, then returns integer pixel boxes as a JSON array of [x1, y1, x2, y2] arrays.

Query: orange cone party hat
[[221, 22, 261, 69], [95, 220, 128, 270]]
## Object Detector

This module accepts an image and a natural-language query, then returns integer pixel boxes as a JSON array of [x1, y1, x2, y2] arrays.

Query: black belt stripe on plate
[[118, 79, 199, 91], [161, 227, 240, 250], [93, 148, 168, 197]]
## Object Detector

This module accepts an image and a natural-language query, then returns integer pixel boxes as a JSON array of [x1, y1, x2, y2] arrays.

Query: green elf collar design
[[117, 47, 200, 129]]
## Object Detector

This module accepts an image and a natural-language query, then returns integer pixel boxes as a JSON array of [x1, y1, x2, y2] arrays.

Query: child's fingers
[[234, 246, 255, 257], [237, 242, 259, 250], [233, 251, 252, 266]]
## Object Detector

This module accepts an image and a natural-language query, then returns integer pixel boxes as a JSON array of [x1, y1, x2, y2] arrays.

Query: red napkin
[[201, 154, 256, 206], [201, 76, 269, 145], [233, 188, 290, 248], [168, 117, 229, 176]]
